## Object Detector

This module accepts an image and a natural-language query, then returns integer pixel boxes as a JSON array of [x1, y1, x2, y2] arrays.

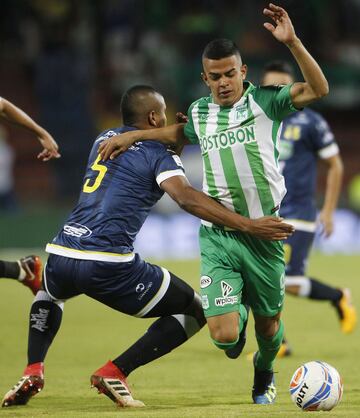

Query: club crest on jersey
[[235, 105, 247, 121], [199, 113, 209, 121]]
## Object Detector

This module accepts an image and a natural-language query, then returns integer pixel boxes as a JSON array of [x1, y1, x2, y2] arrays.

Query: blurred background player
[[0, 97, 60, 294], [0, 96, 60, 162], [262, 61, 357, 356], [2, 85, 292, 409], [0, 256, 42, 295]]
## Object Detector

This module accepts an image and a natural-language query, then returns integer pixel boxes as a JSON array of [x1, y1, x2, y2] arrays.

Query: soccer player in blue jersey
[[262, 61, 357, 355], [2, 85, 293, 409]]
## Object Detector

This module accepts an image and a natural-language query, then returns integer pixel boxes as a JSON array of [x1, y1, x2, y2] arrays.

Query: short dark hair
[[202, 38, 241, 61], [120, 85, 161, 126], [263, 60, 295, 78]]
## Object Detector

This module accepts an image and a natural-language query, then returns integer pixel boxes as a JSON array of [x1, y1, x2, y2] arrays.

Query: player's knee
[[207, 311, 240, 344], [211, 332, 239, 350], [210, 327, 239, 344]]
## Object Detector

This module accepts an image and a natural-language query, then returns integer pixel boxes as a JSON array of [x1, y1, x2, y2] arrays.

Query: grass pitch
[[0, 250, 359, 417]]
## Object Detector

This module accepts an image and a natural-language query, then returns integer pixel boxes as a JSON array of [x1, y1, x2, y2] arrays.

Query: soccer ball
[[289, 361, 343, 411]]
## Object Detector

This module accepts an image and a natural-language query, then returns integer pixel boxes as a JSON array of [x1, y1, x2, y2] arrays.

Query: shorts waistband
[[46, 243, 135, 263]]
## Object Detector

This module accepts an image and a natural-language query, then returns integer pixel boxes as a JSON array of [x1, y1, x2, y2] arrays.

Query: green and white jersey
[[184, 81, 297, 223]]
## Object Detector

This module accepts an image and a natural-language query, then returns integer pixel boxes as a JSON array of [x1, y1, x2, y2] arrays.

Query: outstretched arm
[[263, 3, 329, 108], [99, 123, 188, 161], [0, 97, 60, 161], [318, 154, 344, 237], [161, 175, 294, 241]]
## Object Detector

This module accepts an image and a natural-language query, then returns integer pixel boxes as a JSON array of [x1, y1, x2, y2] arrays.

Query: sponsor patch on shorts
[[214, 295, 238, 307], [200, 275, 212, 288], [214, 280, 238, 307], [221, 280, 233, 297]]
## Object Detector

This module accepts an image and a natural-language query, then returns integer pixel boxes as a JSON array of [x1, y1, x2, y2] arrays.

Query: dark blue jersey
[[279, 108, 339, 223], [46, 126, 185, 262]]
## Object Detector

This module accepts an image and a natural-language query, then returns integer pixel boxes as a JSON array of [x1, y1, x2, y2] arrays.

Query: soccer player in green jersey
[[99, 3, 329, 404]]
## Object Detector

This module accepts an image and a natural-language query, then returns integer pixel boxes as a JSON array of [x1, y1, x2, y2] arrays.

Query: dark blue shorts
[[43, 253, 169, 317], [283, 230, 315, 276]]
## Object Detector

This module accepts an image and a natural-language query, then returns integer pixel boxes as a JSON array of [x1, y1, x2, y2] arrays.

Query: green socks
[[212, 337, 239, 350], [255, 320, 284, 371]]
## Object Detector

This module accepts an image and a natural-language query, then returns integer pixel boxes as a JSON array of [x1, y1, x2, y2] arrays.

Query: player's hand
[[263, 3, 298, 47], [175, 112, 188, 124], [318, 210, 334, 238], [37, 131, 61, 161], [245, 216, 295, 241], [99, 131, 140, 161]]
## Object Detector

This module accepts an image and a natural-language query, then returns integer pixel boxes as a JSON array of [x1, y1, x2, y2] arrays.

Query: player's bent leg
[[2, 290, 64, 407], [286, 275, 357, 333], [92, 272, 205, 408], [207, 311, 246, 351], [225, 304, 250, 359], [252, 313, 284, 404], [113, 273, 205, 371]]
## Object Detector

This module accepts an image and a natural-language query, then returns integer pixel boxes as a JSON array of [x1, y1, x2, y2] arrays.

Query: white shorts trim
[[46, 243, 135, 263], [134, 268, 171, 317]]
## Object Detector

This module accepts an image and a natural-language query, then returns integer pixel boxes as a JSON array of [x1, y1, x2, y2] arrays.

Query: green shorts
[[199, 225, 285, 318]]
